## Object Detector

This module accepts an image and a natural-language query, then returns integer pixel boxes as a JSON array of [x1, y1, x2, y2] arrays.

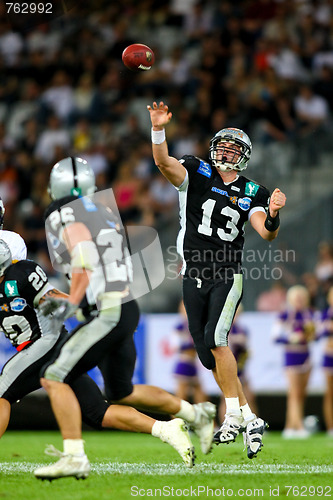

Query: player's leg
[[35, 304, 122, 480], [71, 373, 194, 468], [100, 300, 215, 455], [0, 331, 64, 439], [193, 274, 246, 443], [197, 274, 267, 454]]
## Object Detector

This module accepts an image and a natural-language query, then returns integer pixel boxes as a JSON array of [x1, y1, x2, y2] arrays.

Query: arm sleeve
[[248, 186, 270, 220]]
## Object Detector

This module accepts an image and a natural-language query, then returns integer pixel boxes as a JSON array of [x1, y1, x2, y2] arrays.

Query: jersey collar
[[222, 174, 239, 185]]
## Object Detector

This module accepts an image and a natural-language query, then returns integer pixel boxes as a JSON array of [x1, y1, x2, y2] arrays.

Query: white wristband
[[151, 128, 166, 144]]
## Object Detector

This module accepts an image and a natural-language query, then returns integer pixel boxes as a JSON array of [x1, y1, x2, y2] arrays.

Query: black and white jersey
[[176, 156, 270, 278], [0, 260, 52, 350], [44, 195, 132, 307]]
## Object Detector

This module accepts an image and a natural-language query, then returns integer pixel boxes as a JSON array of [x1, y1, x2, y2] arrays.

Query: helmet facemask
[[209, 128, 252, 172]]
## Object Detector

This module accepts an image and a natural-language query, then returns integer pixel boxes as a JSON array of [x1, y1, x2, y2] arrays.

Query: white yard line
[[0, 462, 332, 475]]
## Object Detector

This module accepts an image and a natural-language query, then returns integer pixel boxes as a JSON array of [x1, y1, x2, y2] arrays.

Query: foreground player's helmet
[[0, 198, 5, 229], [48, 157, 97, 200], [0, 240, 12, 276], [209, 128, 252, 172]]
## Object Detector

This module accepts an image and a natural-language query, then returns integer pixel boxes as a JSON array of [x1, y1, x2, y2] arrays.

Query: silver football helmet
[[209, 128, 252, 172], [0, 240, 12, 276], [48, 157, 97, 200]]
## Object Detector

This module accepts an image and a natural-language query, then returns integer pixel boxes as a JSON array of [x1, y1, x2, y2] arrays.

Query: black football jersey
[[44, 195, 131, 307], [0, 260, 50, 350], [177, 156, 270, 278]]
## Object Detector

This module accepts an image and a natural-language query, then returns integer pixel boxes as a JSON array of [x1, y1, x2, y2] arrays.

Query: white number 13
[[198, 199, 240, 241]]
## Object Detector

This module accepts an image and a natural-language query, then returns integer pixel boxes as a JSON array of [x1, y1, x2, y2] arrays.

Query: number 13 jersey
[[176, 156, 270, 279]]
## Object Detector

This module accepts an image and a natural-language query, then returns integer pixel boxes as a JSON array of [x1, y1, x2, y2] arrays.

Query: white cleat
[[243, 417, 269, 459], [34, 446, 90, 481], [191, 402, 217, 454], [213, 413, 245, 444], [157, 418, 195, 468]]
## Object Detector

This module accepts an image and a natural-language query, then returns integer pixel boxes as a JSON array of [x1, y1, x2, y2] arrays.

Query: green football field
[[0, 430, 332, 500]]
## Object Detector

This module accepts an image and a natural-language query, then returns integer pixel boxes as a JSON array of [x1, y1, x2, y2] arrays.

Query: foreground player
[[0, 240, 204, 474], [147, 101, 286, 458], [34, 158, 216, 480]]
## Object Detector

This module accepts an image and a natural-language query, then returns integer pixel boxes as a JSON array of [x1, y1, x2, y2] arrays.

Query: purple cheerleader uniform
[[318, 306, 333, 372], [272, 309, 315, 370], [173, 322, 198, 379]]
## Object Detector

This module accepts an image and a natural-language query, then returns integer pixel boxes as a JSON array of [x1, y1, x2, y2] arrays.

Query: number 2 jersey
[[0, 260, 52, 350], [44, 195, 132, 308], [176, 155, 270, 278]]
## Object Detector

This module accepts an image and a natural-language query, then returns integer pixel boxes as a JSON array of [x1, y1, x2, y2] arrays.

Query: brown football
[[122, 44, 155, 71]]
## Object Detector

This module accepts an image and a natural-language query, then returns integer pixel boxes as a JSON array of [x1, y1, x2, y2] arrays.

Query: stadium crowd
[[0, 0, 333, 305]]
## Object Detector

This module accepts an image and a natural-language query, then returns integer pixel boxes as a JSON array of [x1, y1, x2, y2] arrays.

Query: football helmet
[[0, 239, 12, 276], [0, 198, 5, 229], [48, 157, 96, 200], [209, 128, 252, 172]]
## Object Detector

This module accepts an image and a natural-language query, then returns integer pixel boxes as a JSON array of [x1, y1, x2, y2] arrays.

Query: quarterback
[[147, 101, 286, 458]]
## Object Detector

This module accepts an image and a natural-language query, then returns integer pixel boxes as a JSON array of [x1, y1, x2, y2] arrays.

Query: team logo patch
[[238, 197, 251, 211], [197, 160, 212, 178], [4, 280, 19, 297], [71, 187, 82, 196], [10, 297, 27, 312], [212, 186, 228, 197], [245, 182, 259, 197]]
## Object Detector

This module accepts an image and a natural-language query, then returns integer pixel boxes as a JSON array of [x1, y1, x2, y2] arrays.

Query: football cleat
[[243, 418, 268, 459], [157, 418, 195, 468], [34, 446, 90, 480], [213, 413, 245, 444], [191, 402, 217, 454]]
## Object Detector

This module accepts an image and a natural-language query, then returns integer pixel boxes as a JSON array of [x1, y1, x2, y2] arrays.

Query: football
[[122, 43, 155, 71]]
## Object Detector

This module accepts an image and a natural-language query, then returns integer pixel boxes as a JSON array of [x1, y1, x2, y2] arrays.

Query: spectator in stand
[[317, 286, 333, 437], [314, 241, 333, 294], [261, 89, 296, 145], [34, 114, 70, 164], [39, 70, 74, 123], [112, 160, 145, 224], [313, 66, 333, 114], [272, 285, 316, 439], [302, 272, 327, 311], [294, 83, 330, 165]]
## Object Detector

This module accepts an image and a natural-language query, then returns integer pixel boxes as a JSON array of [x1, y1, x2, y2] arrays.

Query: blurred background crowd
[[0, 0, 333, 312]]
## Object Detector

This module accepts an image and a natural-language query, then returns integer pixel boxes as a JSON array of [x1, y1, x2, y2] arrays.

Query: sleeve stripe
[[175, 170, 189, 192], [248, 206, 266, 220]]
